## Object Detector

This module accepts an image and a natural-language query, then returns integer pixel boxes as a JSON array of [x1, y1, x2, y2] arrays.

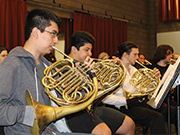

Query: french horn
[[169, 58, 177, 65], [88, 58, 126, 112], [26, 47, 98, 135], [144, 59, 152, 65], [93, 59, 126, 99], [124, 60, 160, 100], [26, 47, 126, 135]]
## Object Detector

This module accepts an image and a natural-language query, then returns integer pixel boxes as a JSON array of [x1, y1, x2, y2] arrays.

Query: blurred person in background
[[98, 52, 110, 60], [0, 45, 8, 65]]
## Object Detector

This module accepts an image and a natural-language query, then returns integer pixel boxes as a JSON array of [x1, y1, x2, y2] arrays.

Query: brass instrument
[[26, 46, 126, 134], [26, 47, 99, 135], [93, 59, 126, 99], [144, 59, 152, 65], [169, 58, 176, 65], [124, 60, 160, 100]]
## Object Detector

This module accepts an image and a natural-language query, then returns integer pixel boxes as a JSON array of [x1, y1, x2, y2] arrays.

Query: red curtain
[[159, 0, 180, 21], [74, 12, 127, 58], [59, 18, 73, 52], [0, 0, 27, 50]]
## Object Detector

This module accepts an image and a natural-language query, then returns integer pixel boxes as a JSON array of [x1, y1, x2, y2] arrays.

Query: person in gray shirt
[[0, 8, 93, 135]]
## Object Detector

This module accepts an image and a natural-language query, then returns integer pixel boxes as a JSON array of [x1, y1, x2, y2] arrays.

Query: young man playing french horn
[[103, 41, 177, 135], [0, 9, 100, 135], [64, 31, 135, 135]]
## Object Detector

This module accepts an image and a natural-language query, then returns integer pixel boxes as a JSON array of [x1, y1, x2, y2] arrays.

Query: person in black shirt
[[147, 44, 173, 79], [147, 44, 177, 107]]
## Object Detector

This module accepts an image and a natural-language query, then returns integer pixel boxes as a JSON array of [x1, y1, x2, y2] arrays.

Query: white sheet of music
[[148, 56, 180, 108]]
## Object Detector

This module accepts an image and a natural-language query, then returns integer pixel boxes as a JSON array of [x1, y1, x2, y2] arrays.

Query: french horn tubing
[[26, 46, 99, 135], [169, 58, 176, 65], [124, 60, 160, 100], [51, 47, 126, 106], [144, 59, 152, 65], [87, 58, 126, 113], [26, 46, 127, 135], [93, 59, 126, 99]]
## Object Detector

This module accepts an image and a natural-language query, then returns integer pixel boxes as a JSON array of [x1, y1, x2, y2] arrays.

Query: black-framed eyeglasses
[[44, 30, 59, 39]]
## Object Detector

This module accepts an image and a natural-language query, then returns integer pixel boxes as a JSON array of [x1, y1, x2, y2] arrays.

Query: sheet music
[[151, 64, 174, 99], [148, 56, 180, 108]]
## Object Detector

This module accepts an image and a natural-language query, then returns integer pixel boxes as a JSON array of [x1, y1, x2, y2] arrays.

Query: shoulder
[[0, 56, 25, 73]]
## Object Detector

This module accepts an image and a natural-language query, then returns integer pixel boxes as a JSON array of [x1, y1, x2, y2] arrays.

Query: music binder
[[147, 56, 180, 109]]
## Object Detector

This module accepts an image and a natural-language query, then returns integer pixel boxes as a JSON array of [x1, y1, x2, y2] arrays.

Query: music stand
[[147, 56, 180, 109], [147, 56, 180, 135]]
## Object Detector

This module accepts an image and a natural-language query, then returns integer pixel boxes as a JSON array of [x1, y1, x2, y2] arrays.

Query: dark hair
[[117, 41, 139, 59], [66, 31, 95, 55], [153, 44, 174, 63], [25, 9, 61, 41], [0, 45, 9, 53], [138, 52, 146, 58]]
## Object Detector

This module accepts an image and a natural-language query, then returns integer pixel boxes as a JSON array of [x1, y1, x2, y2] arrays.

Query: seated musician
[[147, 45, 177, 107], [147, 44, 174, 79], [63, 31, 135, 135], [0, 9, 97, 135], [103, 41, 177, 135]]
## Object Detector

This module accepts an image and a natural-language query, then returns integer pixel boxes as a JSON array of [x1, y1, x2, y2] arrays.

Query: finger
[[89, 61, 95, 69], [88, 57, 93, 64], [75, 62, 80, 67]]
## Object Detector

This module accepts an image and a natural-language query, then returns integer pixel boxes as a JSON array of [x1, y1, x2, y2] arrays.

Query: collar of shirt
[[123, 65, 140, 94]]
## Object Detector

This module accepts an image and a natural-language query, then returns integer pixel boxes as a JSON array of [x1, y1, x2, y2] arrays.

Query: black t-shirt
[[147, 63, 170, 79]]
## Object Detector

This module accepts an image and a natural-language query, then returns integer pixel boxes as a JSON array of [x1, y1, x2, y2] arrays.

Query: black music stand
[[147, 56, 180, 135]]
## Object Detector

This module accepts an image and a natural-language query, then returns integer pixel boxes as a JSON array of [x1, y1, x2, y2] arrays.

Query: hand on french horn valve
[[152, 67, 161, 78], [112, 56, 122, 63], [84, 56, 96, 72]]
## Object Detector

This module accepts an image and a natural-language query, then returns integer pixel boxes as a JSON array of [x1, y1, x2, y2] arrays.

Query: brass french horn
[[26, 47, 98, 135], [93, 59, 126, 99], [144, 59, 152, 65], [169, 58, 177, 65], [26, 47, 126, 135], [124, 60, 160, 99], [87, 58, 126, 113]]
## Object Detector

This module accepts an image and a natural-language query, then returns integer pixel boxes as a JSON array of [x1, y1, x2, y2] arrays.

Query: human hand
[[112, 56, 121, 62], [84, 56, 96, 73], [152, 68, 161, 78]]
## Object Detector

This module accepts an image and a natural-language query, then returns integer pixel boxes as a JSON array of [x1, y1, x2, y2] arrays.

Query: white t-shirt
[[103, 65, 140, 109]]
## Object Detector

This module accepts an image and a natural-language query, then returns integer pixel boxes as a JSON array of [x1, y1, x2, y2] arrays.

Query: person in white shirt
[[103, 41, 177, 135], [64, 31, 135, 135]]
